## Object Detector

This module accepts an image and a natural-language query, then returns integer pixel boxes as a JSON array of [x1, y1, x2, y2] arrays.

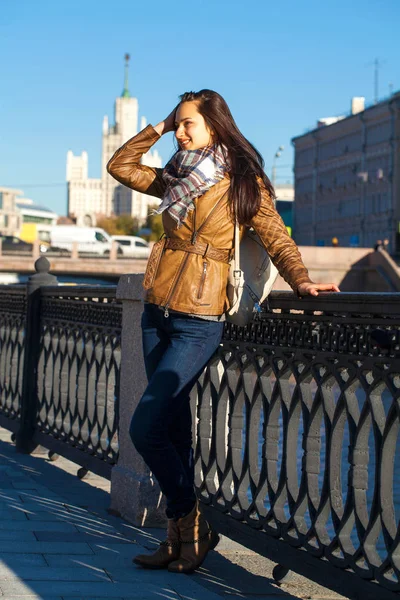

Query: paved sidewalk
[[0, 427, 346, 600]]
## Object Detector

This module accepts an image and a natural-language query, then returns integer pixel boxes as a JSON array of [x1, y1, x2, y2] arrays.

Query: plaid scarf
[[154, 145, 227, 227]]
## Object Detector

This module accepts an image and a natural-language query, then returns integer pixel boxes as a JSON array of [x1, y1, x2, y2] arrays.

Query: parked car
[[0, 235, 48, 254], [48, 226, 121, 256], [110, 235, 150, 258], [18, 225, 71, 255]]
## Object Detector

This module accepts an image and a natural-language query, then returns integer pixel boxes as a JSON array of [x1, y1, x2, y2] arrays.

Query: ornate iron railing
[[32, 286, 122, 478], [195, 292, 400, 600], [1, 264, 400, 598], [0, 261, 121, 479], [0, 286, 27, 431]]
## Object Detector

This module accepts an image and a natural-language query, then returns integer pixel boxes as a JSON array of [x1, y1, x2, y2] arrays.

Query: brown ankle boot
[[168, 502, 220, 573], [133, 519, 180, 569]]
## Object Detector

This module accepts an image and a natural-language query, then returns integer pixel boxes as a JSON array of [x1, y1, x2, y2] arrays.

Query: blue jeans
[[129, 303, 224, 519]]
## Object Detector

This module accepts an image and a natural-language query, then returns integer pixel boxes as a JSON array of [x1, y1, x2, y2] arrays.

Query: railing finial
[[34, 256, 51, 274], [28, 258, 58, 293]]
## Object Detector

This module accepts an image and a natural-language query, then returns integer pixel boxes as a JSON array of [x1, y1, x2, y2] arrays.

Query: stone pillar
[[110, 240, 118, 261], [71, 242, 79, 259], [109, 273, 166, 527], [16, 257, 58, 454], [32, 239, 41, 260]]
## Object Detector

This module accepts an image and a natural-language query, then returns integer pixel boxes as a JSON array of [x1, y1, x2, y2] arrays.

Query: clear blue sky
[[1, 0, 399, 216]]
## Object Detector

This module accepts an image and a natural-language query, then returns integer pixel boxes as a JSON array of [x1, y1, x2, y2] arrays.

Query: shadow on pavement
[[0, 430, 302, 599]]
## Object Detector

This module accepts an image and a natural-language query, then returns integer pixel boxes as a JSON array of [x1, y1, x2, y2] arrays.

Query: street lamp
[[272, 146, 284, 187]]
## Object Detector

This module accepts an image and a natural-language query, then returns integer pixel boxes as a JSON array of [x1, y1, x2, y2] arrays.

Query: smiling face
[[174, 101, 213, 151]]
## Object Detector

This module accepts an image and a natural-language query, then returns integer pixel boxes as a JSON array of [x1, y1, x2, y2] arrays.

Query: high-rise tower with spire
[[67, 55, 161, 225], [101, 53, 139, 217]]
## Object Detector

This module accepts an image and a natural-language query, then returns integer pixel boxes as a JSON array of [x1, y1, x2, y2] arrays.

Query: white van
[[110, 235, 150, 258], [49, 226, 116, 256]]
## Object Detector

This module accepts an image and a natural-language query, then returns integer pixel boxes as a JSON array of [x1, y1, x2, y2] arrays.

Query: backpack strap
[[232, 203, 241, 286], [234, 218, 240, 272]]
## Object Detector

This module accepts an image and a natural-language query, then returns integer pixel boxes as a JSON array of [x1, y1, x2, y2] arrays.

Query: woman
[[107, 89, 339, 574]]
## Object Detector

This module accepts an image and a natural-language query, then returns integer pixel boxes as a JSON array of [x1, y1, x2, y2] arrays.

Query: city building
[[0, 188, 58, 241], [0, 187, 24, 235], [67, 55, 162, 226], [16, 198, 58, 244], [292, 92, 400, 250], [66, 151, 102, 226], [274, 184, 294, 236], [16, 197, 58, 226]]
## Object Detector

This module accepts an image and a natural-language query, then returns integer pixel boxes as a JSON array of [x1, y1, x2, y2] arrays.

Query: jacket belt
[[165, 239, 231, 264]]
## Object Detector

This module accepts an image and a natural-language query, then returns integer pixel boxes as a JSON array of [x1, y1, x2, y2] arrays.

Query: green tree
[[96, 214, 140, 236], [145, 206, 164, 241], [115, 214, 139, 235], [96, 215, 119, 235]]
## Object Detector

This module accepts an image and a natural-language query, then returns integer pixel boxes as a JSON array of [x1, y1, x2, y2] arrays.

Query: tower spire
[[121, 53, 131, 98]]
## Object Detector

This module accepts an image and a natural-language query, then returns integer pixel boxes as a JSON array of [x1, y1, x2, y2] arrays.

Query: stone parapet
[[0, 255, 147, 277], [109, 273, 166, 527]]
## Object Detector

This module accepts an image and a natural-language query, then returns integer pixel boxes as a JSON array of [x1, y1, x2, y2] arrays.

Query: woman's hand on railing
[[297, 282, 340, 297]]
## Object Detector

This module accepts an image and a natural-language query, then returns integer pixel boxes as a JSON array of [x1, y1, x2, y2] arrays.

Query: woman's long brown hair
[[178, 89, 275, 225]]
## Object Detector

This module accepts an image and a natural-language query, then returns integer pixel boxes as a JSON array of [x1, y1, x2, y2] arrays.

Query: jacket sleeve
[[249, 186, 313, 293], [106, 125, 166, 199]]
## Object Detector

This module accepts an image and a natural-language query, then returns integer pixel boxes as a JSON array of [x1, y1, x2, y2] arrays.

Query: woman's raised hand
[[297, 282, 340, 297], [154, 107, 177, 136], [163, 108, 177, 133]]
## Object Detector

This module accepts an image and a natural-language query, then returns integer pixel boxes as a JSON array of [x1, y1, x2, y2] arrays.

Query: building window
[[23, 216, 52, 224], [0, 192, 3, 210]]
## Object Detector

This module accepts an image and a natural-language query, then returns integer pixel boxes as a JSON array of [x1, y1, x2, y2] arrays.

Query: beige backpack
[[226, 219, 278, 326]]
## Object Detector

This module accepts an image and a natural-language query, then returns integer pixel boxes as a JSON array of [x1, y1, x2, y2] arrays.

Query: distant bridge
[[0, 254, 147, 282], [1, 246, 400, 291]]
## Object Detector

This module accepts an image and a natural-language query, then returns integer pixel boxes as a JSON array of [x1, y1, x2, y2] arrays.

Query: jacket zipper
[[197, 262, 208, 299], [162, 192, 228, 317], [163, 253, 190, 317]]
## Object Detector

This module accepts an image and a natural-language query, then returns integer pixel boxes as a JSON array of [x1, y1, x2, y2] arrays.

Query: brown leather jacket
[[107, 125, 312, 316]]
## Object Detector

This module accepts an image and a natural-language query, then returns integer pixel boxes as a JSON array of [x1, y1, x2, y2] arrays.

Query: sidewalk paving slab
[[0, 490, 28, 499], [75, 521, 117, 532], [1, 542, 95, 554], [0, 521, 79, 532], [24, 512, 94, 522], [1, 596, 62, 600], [43, 553, 144, 569], [0, 509, 29, 521], [33, 531, 134, 544], [0, 530, 36, 541], [0, 565, 111, 582], [8, 502, 76, 512], [0, 554, 48, 567], [0, 427, 348, 600], [0, 580, 223, 599]]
